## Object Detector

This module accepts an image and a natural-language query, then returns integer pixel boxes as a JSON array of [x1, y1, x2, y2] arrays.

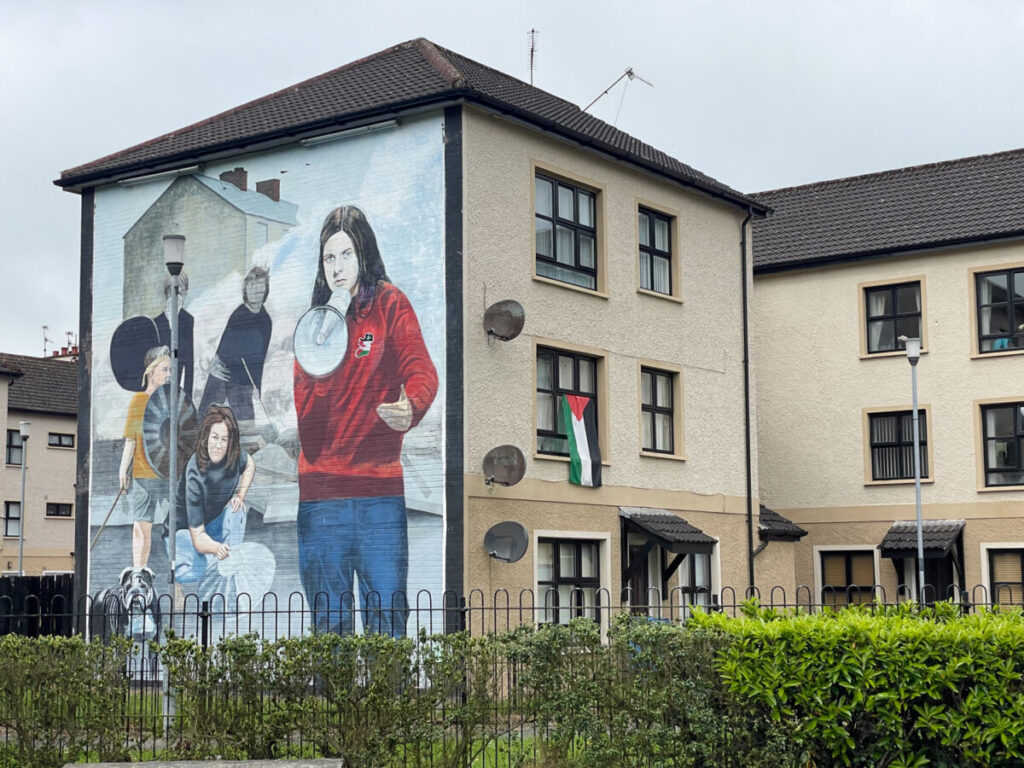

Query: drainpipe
[[740, 207, 755, 591]]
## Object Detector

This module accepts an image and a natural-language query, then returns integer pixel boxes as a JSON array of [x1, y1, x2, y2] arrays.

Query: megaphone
[[293, 304, 349, 377]]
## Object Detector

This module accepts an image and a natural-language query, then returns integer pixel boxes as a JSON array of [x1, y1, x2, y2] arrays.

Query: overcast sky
[[3, 0, 1024, 356]]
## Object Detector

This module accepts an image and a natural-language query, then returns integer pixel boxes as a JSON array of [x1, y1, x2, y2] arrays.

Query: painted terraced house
[[57, 38, 804, 632], [753, 149, 1024, 605]]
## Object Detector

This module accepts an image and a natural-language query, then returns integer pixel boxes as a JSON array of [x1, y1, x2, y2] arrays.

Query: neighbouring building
[[0, 353, 78, 576], [57, 38, 795, 635], [753, 149, 1024, 606]]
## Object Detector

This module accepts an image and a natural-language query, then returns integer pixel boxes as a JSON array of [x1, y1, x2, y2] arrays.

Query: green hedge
[[2, 607, 1024, 766], [693, 603, 1024, 767]]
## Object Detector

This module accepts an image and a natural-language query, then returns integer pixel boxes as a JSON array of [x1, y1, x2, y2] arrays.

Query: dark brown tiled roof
[[56, 39, 761, 212], [620, 507, 716, 554], [751, 148, 1024, 272], [758, 505, 807, 541], [879, 519, 963, 559], [0, 354, 78, 417]]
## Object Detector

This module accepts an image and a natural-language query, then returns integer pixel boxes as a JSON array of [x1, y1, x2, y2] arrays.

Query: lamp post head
[[163, 235, 186, 277], [899, 336, 922, 366], [18, 421, 30, 441]]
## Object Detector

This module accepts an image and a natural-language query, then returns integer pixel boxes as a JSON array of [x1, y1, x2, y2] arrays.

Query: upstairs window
[[641, 367, 675, 454], [537, 347, 598, 456], [5, 431, 22, 466], [535, 173, 597, 290], [4, 502, 20, 538], [46, 503, 73, 518], [865, 281, 921, 354], [638, 208, 672, 295], [982, 402, 1024, 487], [869, 410, 928, 481], [48, 433, 74, 448], [977, 267, 1024, 353]]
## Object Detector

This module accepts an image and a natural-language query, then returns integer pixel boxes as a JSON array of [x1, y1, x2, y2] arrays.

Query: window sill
[[534, 452, 610, 467], [865, 477, 934, 486], [46, 446, 75, 451], [639, 450, 687, 462], [978, 484, 1024, 493], [45, 516, 75, 521], [4, 464, 22, 469], [532, 275, 608, 299], [860, 348, 929, 361], [971, 348, 1024, 360], [636, 288, 683, 305]]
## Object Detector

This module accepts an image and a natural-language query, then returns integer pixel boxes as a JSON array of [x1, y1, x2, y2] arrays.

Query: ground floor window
[[989, 549, 1024, 605], [821, 550, 875, 605], [680, 551, 712, 609], [538, 538, 600, 624]]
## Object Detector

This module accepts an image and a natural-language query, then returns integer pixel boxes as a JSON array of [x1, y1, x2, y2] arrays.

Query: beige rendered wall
[[0, 406, 77, 575], [754, 240, 1024, 591], [460, 106, 760, 598]]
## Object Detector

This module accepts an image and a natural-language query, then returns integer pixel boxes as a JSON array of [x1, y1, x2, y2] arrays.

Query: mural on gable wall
[[88, 115, 447, 641]]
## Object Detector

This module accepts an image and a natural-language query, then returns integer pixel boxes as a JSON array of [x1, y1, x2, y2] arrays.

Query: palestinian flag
[[561, 394, 602, 487]]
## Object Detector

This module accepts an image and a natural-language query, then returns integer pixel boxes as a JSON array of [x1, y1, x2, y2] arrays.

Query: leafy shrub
[[694, 603, 1024, 767]]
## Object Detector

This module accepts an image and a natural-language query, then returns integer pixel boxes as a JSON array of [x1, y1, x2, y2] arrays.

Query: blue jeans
[[172, 504, 247, 585], [297, 495, 409, 637]]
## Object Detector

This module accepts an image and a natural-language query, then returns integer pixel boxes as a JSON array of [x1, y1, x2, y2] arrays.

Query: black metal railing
[[0, 583, 1018, 767]]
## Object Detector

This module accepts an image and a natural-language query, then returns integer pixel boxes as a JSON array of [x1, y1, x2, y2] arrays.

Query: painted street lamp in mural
[[17, 421, 30, 576], [164, 235, 185, 583]]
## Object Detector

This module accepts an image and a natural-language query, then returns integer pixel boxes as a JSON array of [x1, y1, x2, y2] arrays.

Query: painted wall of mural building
[[87, 114, 447, 637]]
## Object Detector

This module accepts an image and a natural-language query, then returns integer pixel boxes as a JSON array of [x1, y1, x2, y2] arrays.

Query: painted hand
[[376, 384, 413, 432], [209, 354, 230, 381], [215, 542, 231, 560], [228, 495, 246, 512], [119, 470, 131, 492]]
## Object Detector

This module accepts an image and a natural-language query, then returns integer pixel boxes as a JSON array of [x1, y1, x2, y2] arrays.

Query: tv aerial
[[484, 521, 529, 563], [482, 444, 526, 487], [483, 300, 525, 345], [583, 67, 654, 123]]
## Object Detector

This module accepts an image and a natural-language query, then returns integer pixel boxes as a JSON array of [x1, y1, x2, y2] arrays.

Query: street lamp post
[[17, 421, 30, 576], [163, 235, 185, 584], [900, 336, 926, 604]]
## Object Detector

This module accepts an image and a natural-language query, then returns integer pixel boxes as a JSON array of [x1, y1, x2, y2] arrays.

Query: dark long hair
[[311, 206, 390, 312], [195, 405, 241, 473]]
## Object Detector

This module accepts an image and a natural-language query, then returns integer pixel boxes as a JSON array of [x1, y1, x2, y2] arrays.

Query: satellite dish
[[482, 445, 526, 487], [142, 384, 199, 479], [484, 521, 529, 563], [294, 305, 348, 377], [110, 316, 160, 392], [483, 300, 525, 343]]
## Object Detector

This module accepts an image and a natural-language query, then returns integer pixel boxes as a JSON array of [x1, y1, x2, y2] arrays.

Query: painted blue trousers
[[171, 504, 246, 585], [297, 495, 409, 637]]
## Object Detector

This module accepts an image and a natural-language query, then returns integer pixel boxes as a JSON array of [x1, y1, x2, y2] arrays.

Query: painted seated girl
[[172, 405, 255, 589]]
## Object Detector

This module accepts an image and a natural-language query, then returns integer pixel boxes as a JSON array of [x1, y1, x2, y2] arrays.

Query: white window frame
[[813, 544, 881, 607]]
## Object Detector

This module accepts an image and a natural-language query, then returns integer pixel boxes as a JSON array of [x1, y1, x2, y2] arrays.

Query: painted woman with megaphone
[[293, 205, 438, 637]]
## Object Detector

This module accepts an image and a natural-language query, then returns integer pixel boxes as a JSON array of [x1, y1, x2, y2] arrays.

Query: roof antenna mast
[[583, 67, 654, 115], [528, 29, 538, 85], [42, 325, 55, 357]]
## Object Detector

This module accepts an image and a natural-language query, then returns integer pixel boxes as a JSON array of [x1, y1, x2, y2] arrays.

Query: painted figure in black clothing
[[199, 266, 272, 422], [153, 272, 195, 399]]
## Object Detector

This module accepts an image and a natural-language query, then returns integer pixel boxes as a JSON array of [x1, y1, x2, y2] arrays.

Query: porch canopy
[[620, 507, 716, 594], [878, 519, 964, 560]]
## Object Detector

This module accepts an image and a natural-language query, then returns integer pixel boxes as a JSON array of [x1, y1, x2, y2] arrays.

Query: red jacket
[[294, 282, 438, 501]]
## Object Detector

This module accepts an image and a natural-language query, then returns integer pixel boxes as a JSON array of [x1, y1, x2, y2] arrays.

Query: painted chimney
[[256, 179, 281, 202], [220, 167, 247, 192]]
